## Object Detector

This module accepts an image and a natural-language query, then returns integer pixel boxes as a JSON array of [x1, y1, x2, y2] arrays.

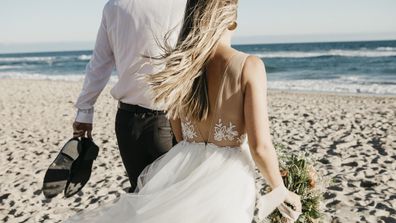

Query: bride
[[66, 0, 301, 222]]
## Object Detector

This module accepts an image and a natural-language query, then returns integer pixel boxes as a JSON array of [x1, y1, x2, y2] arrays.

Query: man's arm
[[73, 5, 114, 137]]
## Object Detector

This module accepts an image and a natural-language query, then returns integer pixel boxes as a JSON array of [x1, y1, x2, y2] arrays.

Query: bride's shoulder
[[241, 54, 267, 89], [229, 48, 265, 72], [243, 54, 265, 72]]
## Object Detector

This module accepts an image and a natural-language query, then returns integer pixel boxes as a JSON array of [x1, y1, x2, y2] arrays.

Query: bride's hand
[[278, 191, 302, 222]]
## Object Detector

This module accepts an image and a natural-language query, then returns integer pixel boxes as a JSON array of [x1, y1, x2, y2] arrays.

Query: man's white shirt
[[75, 0, 187, 123]]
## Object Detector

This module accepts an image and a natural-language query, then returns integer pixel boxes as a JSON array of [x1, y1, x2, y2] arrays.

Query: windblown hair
[[147, 0, 238, 121]]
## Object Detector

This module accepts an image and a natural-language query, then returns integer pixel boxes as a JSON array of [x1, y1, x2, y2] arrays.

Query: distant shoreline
[[1, 77, 395, 98]]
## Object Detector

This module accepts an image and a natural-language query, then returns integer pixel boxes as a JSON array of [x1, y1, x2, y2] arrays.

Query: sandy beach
[[0, 79, 395, 223]]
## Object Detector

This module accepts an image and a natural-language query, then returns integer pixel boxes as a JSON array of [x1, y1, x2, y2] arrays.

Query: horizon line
[[1, 37, 396, 55]]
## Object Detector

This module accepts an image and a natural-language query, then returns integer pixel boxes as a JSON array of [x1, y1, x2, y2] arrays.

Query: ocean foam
[[0, 56, 56, 63], [0, 72, 85, 81], [0, 65, 21, 70], [268, 79, 396, 95], [376, 47, 396, 51], [253, 48, 396, 59], [78, 55, 92, 61], [0, 54, 92, 64], [0, 72, 118, 83]]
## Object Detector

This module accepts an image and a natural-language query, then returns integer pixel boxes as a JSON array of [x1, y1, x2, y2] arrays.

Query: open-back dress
[[66, 52, 288, 223]]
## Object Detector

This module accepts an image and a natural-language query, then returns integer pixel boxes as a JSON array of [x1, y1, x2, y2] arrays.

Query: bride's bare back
[[180, 46, 248, 147]]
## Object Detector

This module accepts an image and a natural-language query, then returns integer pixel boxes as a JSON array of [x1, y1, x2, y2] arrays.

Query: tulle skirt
[[65, 141, 259, 223]]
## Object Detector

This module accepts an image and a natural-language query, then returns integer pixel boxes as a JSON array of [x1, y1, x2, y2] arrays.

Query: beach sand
[[0, 79, 395, 223]]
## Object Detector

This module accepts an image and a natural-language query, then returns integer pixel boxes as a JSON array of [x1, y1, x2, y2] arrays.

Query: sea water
[[1, 40, 395, 95]]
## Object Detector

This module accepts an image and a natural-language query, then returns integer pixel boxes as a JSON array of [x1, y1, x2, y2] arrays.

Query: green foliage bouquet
[[256, 144, 325, 223]]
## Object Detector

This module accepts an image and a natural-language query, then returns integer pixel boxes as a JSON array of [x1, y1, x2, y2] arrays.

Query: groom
[[73, 0, 187, 192]]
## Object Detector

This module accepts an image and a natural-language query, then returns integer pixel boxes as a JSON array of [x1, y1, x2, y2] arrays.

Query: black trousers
[[115, 103, 175, 191]]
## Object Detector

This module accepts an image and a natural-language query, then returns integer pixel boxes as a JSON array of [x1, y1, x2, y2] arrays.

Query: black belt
[[118, 102, 165, 115]]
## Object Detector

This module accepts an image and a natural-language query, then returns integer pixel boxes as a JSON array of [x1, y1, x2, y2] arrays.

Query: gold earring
[[228, 21, 238, 31]]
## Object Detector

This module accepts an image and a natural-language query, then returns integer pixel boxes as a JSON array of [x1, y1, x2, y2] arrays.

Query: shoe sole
[[64, 139, 99, 198], [42, 139, 80, 198]]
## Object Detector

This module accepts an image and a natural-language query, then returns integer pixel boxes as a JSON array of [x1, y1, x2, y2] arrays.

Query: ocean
[[1, 40, 396, 95]]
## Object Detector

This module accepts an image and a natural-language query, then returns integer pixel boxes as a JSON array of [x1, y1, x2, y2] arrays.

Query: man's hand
[[73, 122, 93, 139]]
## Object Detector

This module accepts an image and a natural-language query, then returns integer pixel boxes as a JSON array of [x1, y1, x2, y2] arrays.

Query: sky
[[0, 0, 396, 53]]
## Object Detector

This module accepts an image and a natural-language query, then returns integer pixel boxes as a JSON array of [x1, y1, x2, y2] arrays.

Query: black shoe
[[42, 138, 82, 198], [64, 138, 99, 198]]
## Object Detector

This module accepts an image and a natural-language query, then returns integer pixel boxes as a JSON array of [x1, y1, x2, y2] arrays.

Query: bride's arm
[[170, 118, 183, 143], [242, 55, 301, 219], [242, 55, 284, 189]]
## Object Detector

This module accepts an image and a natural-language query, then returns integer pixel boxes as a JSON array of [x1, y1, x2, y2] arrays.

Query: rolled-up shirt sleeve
[[74, 6, 114, 123]]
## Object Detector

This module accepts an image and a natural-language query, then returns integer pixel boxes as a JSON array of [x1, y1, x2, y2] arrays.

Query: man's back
[[106, 0, 187, 108], [75, 0, 187, 120], [106, 0, 186, 76]]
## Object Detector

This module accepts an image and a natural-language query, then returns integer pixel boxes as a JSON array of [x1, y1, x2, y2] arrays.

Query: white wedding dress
[[65, 53, 288, 223]]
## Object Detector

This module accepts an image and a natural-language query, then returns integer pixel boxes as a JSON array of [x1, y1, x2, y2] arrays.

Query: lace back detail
[[213, 119, 246, 143], [181, 118, 247, 145], [181, 119, 198, 141]]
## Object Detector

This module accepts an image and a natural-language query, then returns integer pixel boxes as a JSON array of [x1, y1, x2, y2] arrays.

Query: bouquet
[[255, 144, 325, 223]]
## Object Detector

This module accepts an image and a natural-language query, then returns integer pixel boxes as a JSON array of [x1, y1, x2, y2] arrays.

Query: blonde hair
[[147, 0, 238, 120]]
